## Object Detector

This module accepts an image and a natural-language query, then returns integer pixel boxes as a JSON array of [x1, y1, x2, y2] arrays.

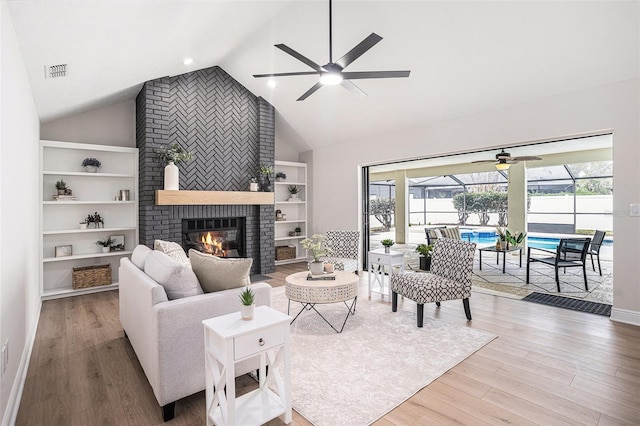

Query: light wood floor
[[16, 262, 640, 425]]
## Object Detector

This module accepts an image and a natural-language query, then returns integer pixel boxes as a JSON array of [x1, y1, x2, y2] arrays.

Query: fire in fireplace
[[182, 218, 245, 258]]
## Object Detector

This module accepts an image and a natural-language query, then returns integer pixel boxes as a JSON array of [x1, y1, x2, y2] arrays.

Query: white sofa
[[119, 249, 272, 421]]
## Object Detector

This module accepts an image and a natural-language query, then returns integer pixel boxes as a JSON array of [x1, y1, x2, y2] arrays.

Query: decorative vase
[[240, 304, 255, 320], [101, 246, 110, 253], [384, 246, 390, 253], [84, 166, 98, 173], [164, 161, 179, 190], [261, 176, 272, 192], [249, 181, 259, 192], [80, 223, 87, 230], [309, 261, 324, 275]]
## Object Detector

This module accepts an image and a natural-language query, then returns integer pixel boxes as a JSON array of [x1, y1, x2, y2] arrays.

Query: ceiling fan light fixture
[[495, 162, 511, 171], [319, 72, 343, 85]]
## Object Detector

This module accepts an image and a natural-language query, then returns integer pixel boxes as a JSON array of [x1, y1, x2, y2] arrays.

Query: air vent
[[45, 64, 67, 79]]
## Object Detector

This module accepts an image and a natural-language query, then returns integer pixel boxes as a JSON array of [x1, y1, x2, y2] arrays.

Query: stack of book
[[306, 273, 336, 281], [52, 195, 78, 201]]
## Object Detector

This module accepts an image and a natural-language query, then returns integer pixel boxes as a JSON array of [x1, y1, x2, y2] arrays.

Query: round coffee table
[[285, 271, 359, 333]]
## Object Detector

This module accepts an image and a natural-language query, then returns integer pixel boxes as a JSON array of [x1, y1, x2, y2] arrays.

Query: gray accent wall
[[136, 66, 275, 274]]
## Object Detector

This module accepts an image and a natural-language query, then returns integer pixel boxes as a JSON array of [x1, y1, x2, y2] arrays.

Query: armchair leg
[[392, 291, 398, 312], [463, 298, 472, 321], [162, 402, 176, 422], [417, 304, 424, 328]]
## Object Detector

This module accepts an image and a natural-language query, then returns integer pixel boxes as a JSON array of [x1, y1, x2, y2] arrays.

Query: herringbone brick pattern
[[136, 66, 275, 274]]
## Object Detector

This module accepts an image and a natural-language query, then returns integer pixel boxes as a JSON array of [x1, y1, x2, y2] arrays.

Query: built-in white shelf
[[274, 220, 307, 224], [43, 250, 133, 263], [43, 200, 136, 205], [43, 171, 135, 178], [275, 200, 305, 205], [43, 227, 137, 235], [275, 236, 307, 242], [274, 181, 306, 186], [42, 283, 120, 300], [274, 161, 307, 265]]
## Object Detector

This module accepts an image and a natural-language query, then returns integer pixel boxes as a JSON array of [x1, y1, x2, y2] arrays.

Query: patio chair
[[526, 238, 591, 292], [391, 238, 477, 327], [320, 230, 360, 273], [588, 230, 606, 276]]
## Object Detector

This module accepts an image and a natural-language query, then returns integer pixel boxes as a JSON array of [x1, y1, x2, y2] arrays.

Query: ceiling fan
[[471, 149, 542, 171], [253, 0, 410, 101]]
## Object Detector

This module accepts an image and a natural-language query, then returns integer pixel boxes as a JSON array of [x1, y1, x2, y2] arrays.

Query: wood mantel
[[155, 190, 274, 206]]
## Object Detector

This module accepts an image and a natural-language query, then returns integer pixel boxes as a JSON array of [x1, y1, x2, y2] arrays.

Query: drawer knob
[[259, 338, 265, 346]]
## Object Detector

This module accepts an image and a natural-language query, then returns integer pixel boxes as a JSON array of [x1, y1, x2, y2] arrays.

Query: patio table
[[478, 246, 523, 273]]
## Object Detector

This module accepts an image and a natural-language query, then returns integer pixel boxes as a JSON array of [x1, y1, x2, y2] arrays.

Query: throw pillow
[[131, 244, 152, 269], [144, 250, 203, 300], [427, 228, 443, 241], [441, 227, 461, 240], [189, 249, 253, 293], [154, 239, 189, 265]]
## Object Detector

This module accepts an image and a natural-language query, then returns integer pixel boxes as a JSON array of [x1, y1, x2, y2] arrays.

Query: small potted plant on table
[[301, 234, 331, 275], [381, 239, 394, 253], [415, 243, 433, 271], [239, 286, 255, 320]]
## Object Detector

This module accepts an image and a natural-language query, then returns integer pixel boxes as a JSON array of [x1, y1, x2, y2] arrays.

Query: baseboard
[[3, 299, 42, 426], [610, 307, 640, 327]]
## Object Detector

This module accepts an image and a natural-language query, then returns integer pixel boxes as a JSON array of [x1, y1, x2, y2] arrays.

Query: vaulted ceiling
[[7, 1, 638, 152]]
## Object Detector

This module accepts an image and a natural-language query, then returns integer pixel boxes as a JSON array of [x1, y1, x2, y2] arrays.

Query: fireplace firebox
[[182, 218, 245, 258]]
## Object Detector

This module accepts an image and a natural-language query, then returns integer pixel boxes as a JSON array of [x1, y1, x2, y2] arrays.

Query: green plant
[[275, 172, 287, 180], [301, 234, 331, 262], [239, 286, 255, 306], [55, 179, 67, 190], [157, 143, 193, 165], [506, 230, 526, 246], [259, 163, 274, 176], [288, 185, 300, 195], [81, 158, 102, 168], [415, 243, 433, 257], [496, 226, 507, 241], [381, 239, 394, 247], [294, 226, 302, 233], [96, 237, 114, 247]]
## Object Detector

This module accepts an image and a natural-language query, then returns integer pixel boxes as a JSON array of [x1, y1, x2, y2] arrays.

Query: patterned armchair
[[391, 238, 477, 327], [320, 230, 360, 274]]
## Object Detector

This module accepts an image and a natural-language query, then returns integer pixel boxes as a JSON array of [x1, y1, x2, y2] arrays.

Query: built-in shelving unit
[[274, 160, 307, 265], [40, 140, 139, 299]]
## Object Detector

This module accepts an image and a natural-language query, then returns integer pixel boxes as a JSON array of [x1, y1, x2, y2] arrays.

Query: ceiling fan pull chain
[[328, 0, 333, 63]]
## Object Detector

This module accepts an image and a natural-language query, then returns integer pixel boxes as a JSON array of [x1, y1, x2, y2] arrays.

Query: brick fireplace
[[136, 66, 275, 274]]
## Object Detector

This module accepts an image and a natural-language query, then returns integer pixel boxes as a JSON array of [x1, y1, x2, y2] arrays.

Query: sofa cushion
[[144, 250, 203, 300], [154, 239, 189, 265], [131, 245, 152, 269], [188, 249, 252, 293]]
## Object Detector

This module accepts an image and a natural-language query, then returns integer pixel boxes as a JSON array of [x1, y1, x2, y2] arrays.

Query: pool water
[[459, 231, 610, 250]]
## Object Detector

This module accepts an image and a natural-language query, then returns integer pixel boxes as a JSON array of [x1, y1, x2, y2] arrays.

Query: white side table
[[368, 248, 405, 300], [202, 306, 292, 426]]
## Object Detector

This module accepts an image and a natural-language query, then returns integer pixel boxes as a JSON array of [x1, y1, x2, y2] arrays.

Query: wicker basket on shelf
[[72, 264, 112, 289], [275, 246, 296, 261]]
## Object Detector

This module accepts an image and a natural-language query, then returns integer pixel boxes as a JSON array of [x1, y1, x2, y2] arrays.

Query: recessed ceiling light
[[267, 80, 277, 88], [183, 57, 194, 66]]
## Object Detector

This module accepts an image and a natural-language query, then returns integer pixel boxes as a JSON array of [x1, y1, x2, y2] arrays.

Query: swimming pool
[[459, 230, 611, 250]]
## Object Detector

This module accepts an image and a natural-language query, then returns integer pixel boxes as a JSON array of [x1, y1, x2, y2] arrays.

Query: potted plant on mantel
[[157, 143, 193, 191], [301, 234, 331, 275], [381, 239, 394, 253], [415, 243, 433, 271], [239, 286, 255, 320]]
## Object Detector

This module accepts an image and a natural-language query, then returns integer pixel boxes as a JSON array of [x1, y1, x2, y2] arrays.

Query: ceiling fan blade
[[297, 82, 324, 101], [335, 33, 383, 69], [253, 71, 319, 78], [275, 44, 324, 72], [471, 159, 500, 164], [511, 156, 543, 161], [341, 70, 411, 79], [341, 80, 367, 97]]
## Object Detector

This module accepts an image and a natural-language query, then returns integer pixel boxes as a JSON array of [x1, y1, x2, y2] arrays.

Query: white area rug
[[270, 286, 496, 426]]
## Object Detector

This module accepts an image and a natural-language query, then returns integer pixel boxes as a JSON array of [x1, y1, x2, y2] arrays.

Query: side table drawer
[[234, 326, 284, 360], [371, 255, 385, 264]]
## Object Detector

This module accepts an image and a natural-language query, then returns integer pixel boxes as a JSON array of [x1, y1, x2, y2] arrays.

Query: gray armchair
[[391, 238, 477, 327]]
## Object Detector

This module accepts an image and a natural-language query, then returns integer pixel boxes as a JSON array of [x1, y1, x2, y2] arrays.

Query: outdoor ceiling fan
[[471, 149, 542, 171], [253, 0, 410, 101]]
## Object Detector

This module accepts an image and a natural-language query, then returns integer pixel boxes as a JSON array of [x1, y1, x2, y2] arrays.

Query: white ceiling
[[8, 1, 638, 152]]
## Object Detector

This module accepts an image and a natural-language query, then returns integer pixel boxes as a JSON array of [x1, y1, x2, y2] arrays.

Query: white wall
[[0, 3, 41, 424], [41, 100, 136, 147], [275, 137, 299, 162], [308, 79, 640, 322]]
